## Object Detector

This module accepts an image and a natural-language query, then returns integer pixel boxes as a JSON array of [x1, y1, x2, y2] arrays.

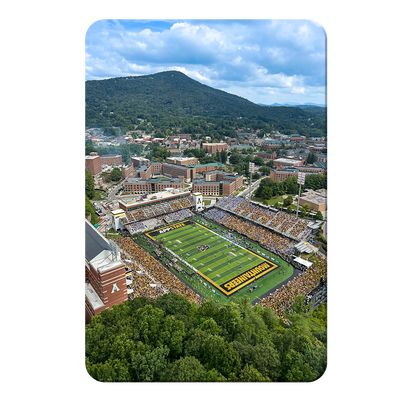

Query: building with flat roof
[[273, 158, 304, 167], [85, 220, 128, 323], [202, 142, 228, 154], [270, 168, 299, 182], [124, 176, 185, 195], [100, 154, 122, 166], [131, 157, 151, 167], [192, 171, 243, 196], [85, 152, 102, 176], [165, 156, 199, 166], [118, 190, 192, 213], [299, 189, 327, 212]]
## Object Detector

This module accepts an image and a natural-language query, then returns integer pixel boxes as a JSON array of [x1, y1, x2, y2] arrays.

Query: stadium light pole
[[296, 172, 306, 217], [248, 162, 255, 201]]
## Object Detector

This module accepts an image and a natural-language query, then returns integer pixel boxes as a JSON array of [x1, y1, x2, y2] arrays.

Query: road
[[239, 178, 262, 199]]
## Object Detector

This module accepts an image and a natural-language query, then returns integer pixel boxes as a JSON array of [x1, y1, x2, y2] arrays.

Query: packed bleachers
[[122, 258, 166, 301], [216, 195, 310, 240], [163, 209, 193, 224], [125, 197, 194, 224], [114, 237, 203, 304], [204, 208, 296, 256], [258, 255, 327, 322]]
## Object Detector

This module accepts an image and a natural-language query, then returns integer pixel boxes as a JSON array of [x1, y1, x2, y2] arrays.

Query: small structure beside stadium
[[192, 192, 203, 211]]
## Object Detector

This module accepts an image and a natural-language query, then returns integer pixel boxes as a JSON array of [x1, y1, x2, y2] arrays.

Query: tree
[[162, 356, 206, 382], [85, 168, 95, 199], [258, 165, 271, 176], [316, 210, 323, 220], [131, 346, 170, 381], [253, 156, 265, 166], [261, 186, 273, 201], [306, 152, 317, 164], [220, 150, 228, 163], [239, 364, 269, 382], [283, 350, 317, 382], [153, 292, 191, 316], [229, 153, 244, 165], [283, 195, 293, 207], [110, 167, 123, 181], [85, 195, 98, 225]]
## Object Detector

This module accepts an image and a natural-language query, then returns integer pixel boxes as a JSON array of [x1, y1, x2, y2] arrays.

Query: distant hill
[[85, 71, 326, 136], [258, 102, 326, 108]]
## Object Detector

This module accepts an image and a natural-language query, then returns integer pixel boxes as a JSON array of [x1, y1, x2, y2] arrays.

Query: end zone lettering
[[158, 222, 185, 234], [148, 220, 191, 237], [221, 261, 276, 291]]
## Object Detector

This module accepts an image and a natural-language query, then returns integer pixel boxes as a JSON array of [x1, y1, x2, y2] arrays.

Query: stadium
[[85, 188, 327, 322]]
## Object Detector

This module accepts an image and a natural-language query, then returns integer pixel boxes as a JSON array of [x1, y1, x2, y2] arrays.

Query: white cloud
[[85, 19, 326, 104], [292, 86, 306, 94]]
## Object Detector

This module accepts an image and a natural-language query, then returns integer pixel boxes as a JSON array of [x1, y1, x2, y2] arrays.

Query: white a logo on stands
[[111, 283, 120, 294]]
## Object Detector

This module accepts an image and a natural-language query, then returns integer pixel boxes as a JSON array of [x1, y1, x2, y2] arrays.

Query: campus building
[[299, 189, 327, 212], [192, 171, 243, 196], [85, 152, 102, 176], [100, 154, 122, 166], [123, 177, 185, 194], [85, 220, 128, 323], [273, 158, 304, 168], [202, 142, 228, 154], [126, 161, 227, 186]]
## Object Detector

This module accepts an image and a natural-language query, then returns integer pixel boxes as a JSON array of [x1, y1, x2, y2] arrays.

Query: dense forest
[[85, 71, 326, 138], [85, 293, 327, 382]]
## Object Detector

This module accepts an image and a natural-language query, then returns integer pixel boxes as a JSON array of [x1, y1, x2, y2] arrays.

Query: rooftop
[[85, 220, 110, 262], [85, 283, 105, 311], [275, 158, 302, 164]]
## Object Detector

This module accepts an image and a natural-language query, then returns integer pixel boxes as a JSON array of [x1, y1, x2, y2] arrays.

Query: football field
[[146, 220, 279, 296]]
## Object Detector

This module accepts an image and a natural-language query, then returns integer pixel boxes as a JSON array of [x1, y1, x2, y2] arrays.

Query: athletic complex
[[146, 220, 280, 296], [86, 190, 325, 322]]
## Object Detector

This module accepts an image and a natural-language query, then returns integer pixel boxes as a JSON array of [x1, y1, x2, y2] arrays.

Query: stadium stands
[[114, 237, 203, 304], [204, 208, 296, 256], [216, 195, 310, 240]]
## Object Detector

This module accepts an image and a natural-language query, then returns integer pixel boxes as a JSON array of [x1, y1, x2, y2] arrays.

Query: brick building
[[270, 169, 299, 182], [131, 157, 151, 167], [192, 171, 243, 196], [299, 189, 327, 212], [165, 156, 199, 166], [124, 177, 185, 194], [273, 158, 304, 168], [85, 152, 102, 176], [257, 151, 277, 161], [120, 164, 133, 178], [263, 140, 291, 150], [85, 220, 128, 323], [202, 142, 228, 154], [100, 154, 122, 166]]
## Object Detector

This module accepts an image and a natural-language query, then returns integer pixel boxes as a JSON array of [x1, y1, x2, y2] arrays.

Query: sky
[[85, 19, 326, 106]]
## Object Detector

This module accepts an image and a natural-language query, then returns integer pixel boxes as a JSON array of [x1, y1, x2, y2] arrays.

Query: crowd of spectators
[[126, 272, 165, 301], [216, 195, 310, 240], [205, 208, 296, 256], [258, 255, 327, 321], [114, 237, 203, 304], [126, 210, 193, 234], [124, 197, 194, 224], [163, 209, 193, 223]]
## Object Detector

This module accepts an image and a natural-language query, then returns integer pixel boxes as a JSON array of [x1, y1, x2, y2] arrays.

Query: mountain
[[258, 102, 326, 108], [85, 71, 326, 136]]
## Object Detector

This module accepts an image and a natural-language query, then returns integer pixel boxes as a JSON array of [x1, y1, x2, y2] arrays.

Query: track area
[[146, 220, 279, 296]]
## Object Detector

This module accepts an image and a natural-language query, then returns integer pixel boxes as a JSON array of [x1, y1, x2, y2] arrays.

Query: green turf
[[137, 219, 294, 303], [154, 222, 271, 291]]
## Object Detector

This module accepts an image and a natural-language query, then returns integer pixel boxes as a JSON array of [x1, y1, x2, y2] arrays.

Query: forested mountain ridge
[[85, 71, 326, 137]]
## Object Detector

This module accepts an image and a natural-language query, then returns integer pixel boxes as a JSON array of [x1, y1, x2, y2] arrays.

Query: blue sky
[[85, 19, 326, 105]]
